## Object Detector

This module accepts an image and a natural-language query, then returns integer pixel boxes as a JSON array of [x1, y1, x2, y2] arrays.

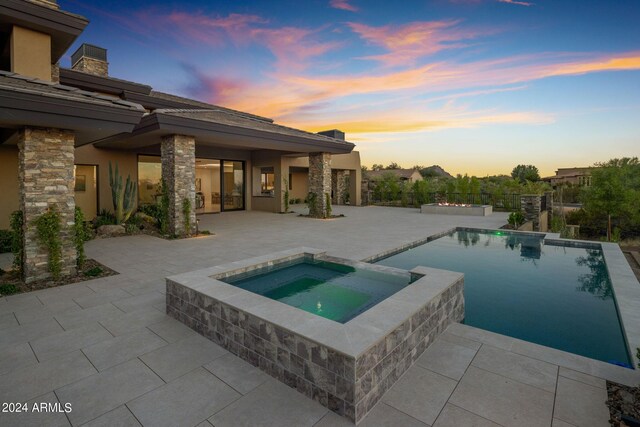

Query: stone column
[[161, 134, 196, 236], [331, 170, 348, 205], [544, 191, 554, 217], [18, 127, 77, 283], [308, 152, 331, 218], [520, 194, 542, 231]]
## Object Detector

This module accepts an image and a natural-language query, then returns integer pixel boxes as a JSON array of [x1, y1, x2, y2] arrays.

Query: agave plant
[[108, 161, 137, 224]]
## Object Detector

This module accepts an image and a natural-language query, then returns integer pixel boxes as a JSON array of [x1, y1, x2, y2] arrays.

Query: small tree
[[377, 172, 401, 202], [581, 157, 639, 241], [511, 164, 540, 184]]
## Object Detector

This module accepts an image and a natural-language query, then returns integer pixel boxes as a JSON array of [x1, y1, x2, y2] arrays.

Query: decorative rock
[[97, 224, 126, 237]]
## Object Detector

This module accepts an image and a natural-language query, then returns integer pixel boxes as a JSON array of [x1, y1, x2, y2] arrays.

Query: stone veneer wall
[[72, 57, 108, 77], [18, 127, 77, 283], [166, 275, 464, 423], [308, 152, 331, 217], [332, 170, 348, 205], [521, 194, 542, 231], [161, 134, 196, 236], [51, 62, 59, 83], [353, 278, 463, 420]]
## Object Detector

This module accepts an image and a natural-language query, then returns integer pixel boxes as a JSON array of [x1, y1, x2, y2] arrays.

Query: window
[[578, 175, 592, 187], [289, 173, 293, 190], [261, 167, 275, 195], [138, 155, 162, 205]]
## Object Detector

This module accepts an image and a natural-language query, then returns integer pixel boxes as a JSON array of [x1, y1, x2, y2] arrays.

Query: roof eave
[[154, 113, 355, 153], [59, 69, 153, 96], [92, 112, 355, 154], [0, 0, 89, 62], [0, 87, 145, 144]]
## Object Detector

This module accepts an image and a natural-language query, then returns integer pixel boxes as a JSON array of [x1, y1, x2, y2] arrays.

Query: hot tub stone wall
[[166, 280, 357, 419], [353, 278, 464, 419], [166, 276, 464, 423]]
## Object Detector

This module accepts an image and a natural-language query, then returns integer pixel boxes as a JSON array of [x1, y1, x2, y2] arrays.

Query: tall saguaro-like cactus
[[108, 161, 137, 224]]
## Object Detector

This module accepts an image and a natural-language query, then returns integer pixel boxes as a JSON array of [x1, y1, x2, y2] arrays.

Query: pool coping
[[366, 227, 640, 371], [166, 247, 463, 357]]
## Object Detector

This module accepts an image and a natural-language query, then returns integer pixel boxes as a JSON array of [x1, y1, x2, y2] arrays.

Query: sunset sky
[[61, 0, 640, 177]]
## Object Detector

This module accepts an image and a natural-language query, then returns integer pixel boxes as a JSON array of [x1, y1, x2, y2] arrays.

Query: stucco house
[[542, 167, 593, 187], [0, 0, 362, 283], [364, 168, 423, 183]]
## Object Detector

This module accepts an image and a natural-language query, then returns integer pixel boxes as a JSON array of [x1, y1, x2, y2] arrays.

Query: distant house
[[365, 169, 423, 183], [543, 167, 594, 187]]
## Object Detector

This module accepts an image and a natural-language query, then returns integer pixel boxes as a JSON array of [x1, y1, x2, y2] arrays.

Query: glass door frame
[[220, 159, 246, 212]]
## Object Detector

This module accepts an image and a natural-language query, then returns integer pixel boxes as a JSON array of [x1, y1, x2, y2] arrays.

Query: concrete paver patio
[[0, 206, 637, 426]]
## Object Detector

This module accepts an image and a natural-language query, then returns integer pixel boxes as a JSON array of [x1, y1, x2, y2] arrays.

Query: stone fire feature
[[421, 204, 492, 216], [166, 248, 464, 423]]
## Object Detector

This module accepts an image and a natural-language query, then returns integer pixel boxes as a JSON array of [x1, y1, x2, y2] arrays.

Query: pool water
[[376, 230, 631, 366], [223, 260, 412, 323]]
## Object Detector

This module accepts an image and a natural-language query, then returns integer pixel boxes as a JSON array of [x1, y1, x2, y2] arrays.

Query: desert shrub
[[508, 211, 525, 228], [35, 206, 62, 279], [0, 283, 19, 296], [0, 230, 12, 253], [84, 266, 103, 277], [94, 209, 117, 228], [73, 207, 90, 268], [10, 210, 23, 274]]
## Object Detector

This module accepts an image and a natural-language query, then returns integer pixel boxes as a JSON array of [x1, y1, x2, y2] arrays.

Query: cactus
[[109, 161, 137, 224]]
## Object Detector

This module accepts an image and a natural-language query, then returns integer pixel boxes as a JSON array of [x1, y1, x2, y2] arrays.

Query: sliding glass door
[[222, 161, 244, 211], [139, 156, 244, 213], [195, 159, 221, 213], [196, 158, 244, 212]]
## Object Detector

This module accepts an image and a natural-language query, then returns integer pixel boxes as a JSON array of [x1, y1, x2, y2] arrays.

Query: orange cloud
[[330, 0, 358, 12], [545, 55, 640, 77], [348, 20, 494, 66], [288, 103, 554, 135]]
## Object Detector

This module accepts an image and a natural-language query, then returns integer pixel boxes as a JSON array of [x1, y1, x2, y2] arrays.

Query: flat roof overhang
[[0, 88, 145, 146], [92, 112, 356, 154], [0, 0, 89, 63]]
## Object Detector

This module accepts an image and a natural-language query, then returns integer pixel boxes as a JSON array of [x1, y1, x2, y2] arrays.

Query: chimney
[[71, 43, 108, 77], [317, 129, 345, 140]]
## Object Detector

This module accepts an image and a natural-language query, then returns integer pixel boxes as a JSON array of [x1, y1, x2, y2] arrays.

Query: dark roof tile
[[0, 71, 145, 111], [154, 109, 351, 145]]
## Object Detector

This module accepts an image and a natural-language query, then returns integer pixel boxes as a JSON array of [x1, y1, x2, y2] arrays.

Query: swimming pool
[[375, 229, 631, 366], [222, 259, 413, 323]]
